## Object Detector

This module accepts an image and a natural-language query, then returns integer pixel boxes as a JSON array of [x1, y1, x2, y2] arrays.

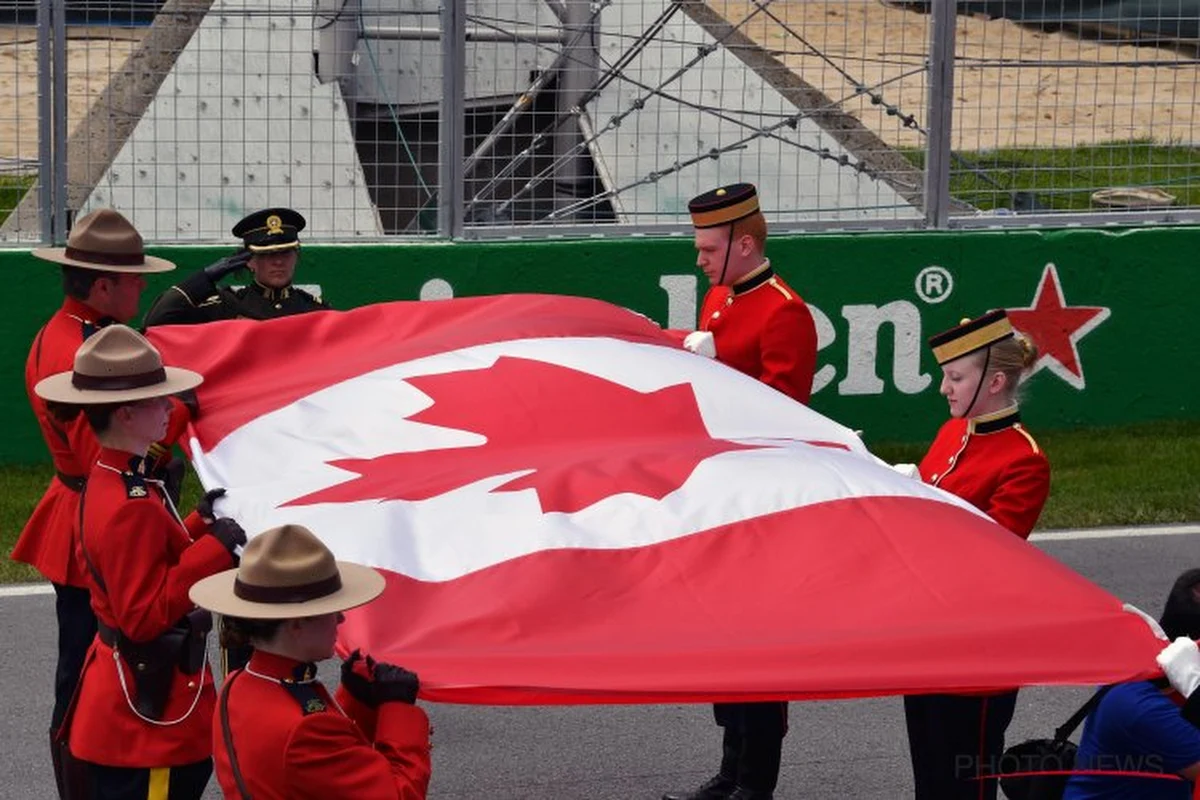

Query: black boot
[[50, 729, 67, 800], [728, 789, 773, 800], [661, 774, 736, 800]]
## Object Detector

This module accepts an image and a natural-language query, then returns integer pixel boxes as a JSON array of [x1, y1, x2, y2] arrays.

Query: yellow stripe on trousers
[[147, 767, 170, 800]]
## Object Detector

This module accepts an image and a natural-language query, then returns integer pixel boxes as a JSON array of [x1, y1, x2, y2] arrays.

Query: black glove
[[196, 488, 226, 524], [339, 649, 377, 706], [210, 518, 247, 555], [373, 662, 420, 705], [203, 249, 252, 282], [156, 455, 186, 508]]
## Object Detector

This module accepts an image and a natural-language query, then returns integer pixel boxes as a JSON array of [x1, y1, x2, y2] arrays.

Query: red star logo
[[1005, 264, 1110, 390]]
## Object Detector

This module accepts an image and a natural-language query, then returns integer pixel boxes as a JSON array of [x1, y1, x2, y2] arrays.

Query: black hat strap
[[718, 221, 735, 286], [964, 345, 992, 418]]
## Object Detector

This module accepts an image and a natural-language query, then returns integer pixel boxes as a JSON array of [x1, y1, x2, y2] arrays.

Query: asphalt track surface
[[3, 525, 1197, 800]]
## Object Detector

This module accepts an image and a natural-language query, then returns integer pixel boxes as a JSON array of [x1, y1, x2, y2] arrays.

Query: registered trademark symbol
[[915, 266, 953, 304]]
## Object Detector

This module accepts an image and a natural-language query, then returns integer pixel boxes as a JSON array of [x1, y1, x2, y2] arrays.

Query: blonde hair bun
[[1016, 333, 1039, 371]]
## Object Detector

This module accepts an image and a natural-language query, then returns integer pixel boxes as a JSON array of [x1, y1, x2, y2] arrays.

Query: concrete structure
[[80, 0, 381, 241]]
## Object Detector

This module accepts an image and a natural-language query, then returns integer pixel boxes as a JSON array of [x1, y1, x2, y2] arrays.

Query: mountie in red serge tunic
[[69, 448, 234, 767], [918, 406, 1051, 539], [14, 298, 192, 587], [214, 651, 432, 799], [698, 261, 818, 405]]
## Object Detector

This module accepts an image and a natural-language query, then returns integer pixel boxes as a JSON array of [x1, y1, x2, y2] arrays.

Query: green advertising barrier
[[3, 225, 1194, 464]]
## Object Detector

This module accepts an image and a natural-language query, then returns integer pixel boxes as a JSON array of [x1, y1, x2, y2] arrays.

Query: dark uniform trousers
[[52, 583, 97, 729], [51, 584, 97, 800], [904, 691, 1018, 800], [713, 702, 787, 792], [90, 759, 212, 800]]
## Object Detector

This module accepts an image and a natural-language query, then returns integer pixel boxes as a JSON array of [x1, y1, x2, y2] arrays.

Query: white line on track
[[0, 525, 1196, 600], [0, 583, 55, 598], [1031, 524, 1200, 542]]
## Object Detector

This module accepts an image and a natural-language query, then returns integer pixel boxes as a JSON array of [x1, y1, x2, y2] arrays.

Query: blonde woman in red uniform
[[904, 309, 1050, 800]]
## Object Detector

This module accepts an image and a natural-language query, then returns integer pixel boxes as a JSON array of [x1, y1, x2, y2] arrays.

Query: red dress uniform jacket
[[918, 407, 1050, 539], [13, 299, 110, 586], [69, 448, 233, 767], [13, 299, 192, 586], [213, 651, 432, 799], [698, 263, 818, 404]]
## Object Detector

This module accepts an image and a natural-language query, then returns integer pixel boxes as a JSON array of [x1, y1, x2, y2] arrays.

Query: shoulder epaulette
[[1013, 424, 1041, 455], [294, 287, 327, 306], [281, 681, 327, 715], [767, 278, 794, 302], [121, 471, 149, 499]]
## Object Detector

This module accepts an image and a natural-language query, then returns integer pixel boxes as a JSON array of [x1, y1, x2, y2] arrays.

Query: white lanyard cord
[[95, 462, 185, 526], [90, 461, 207, 726], [111, 637, 210, 727], [242, 665, 349, 718]]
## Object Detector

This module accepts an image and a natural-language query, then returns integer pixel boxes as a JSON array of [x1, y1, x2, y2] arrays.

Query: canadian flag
[[148, 295, 1162, 704]]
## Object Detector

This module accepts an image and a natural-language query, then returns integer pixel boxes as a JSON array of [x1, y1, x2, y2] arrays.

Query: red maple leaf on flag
[[284, 356, 772, 514]]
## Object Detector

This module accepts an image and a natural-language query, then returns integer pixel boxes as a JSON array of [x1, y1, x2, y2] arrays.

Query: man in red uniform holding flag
[[12, 208, 180, 798], [677, 183, 817, 405], [663, 184, 818, 800]]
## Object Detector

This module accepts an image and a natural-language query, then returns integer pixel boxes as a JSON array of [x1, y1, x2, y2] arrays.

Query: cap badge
[[266, 214, 283, 235]]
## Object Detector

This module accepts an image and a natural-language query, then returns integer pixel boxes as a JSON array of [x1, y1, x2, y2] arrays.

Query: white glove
[[890, 463, 921, 479], [683, 331, 717, 359], [1157, 637, 1200, 698]]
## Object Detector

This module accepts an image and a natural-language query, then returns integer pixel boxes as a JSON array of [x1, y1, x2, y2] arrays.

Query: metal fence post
[[552, 0, 599, 214], [438, 0, 466, 238], [923, 0, 956, 229], [52, 0, 67, 241], [36, 0, 52, 243]]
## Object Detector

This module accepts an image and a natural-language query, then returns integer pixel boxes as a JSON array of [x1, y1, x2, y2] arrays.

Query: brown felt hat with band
[[34, 324, 202, 405], [189, 524, 385, 619], [928, 309, 1015, 366], [32, 208, 175, 273]]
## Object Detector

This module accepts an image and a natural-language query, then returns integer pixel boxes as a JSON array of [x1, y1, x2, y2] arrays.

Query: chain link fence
[[3, 0, 1200, 243]]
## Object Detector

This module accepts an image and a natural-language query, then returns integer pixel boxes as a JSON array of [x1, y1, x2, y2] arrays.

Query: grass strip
[[905, 140, 1200, 212]]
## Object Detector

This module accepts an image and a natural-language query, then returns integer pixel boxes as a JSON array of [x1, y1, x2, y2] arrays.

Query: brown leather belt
[[55, 471, 86, 493]]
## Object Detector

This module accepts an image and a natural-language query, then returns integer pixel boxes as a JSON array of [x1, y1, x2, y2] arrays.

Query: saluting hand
[[203, 249, 252, 282]]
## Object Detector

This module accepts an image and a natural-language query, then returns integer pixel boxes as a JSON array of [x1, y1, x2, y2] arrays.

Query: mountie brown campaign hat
[[928, 309, 1015, 366], [189, 524, 385, 620], [34, 324, 203, 405], [688, 183, 761, 229], [32, 208, 176, 273], [232, 207, 306, 253]]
